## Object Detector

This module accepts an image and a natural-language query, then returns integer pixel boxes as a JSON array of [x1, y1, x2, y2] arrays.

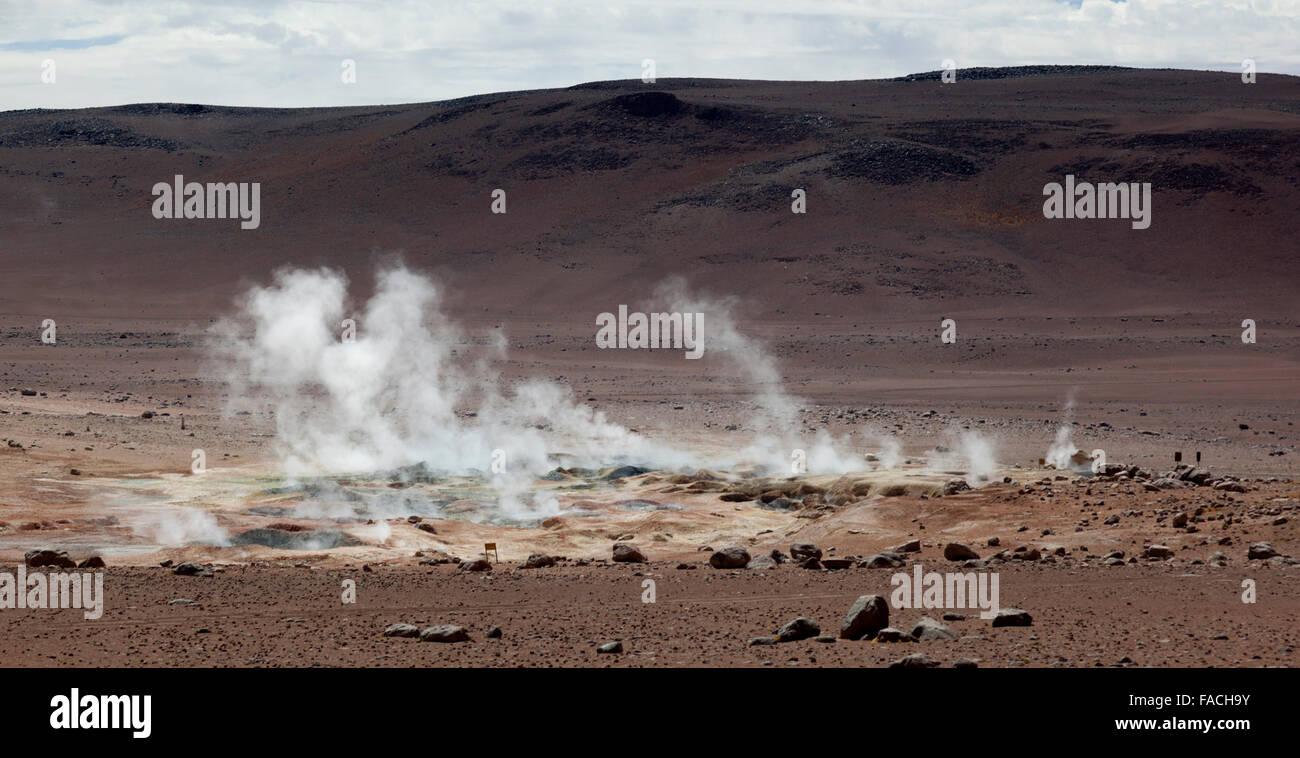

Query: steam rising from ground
[[209, 265, 1001, 524]]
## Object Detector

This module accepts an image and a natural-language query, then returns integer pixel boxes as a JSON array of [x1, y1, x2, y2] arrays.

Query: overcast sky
[[1, 0, 1295, 111]]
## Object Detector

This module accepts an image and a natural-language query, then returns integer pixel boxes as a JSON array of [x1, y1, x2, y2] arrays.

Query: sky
[[0, 0, 1296, 111]]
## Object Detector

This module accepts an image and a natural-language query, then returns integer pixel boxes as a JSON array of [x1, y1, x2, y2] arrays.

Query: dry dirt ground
[[1, 67, 1298, 667]]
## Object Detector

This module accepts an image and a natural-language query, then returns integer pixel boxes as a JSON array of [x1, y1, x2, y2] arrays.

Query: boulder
[[708, 546, 751, 569], [943, 542, 980, 561], [612, 542, 647, 563], [840, 594, 889, 640], [790, 543, 822, 561], [419, 625, 470, 643]]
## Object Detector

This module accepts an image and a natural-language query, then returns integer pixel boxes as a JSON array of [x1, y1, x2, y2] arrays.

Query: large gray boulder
[[840, 594, 890, 640]]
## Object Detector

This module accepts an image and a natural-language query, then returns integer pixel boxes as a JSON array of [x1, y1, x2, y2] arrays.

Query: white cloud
[[0, 0, 1295, 110]]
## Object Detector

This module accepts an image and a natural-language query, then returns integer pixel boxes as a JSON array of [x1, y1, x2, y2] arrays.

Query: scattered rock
[[78, 556, 106, 569], [790, 543, 822, 561], [459, 558, 493, 572], [24, 549, 76, 569], [953, 658, 979, 668], [943, 542, 980, 561], [1248, 542, 1279, 560], [612, 543, 647, 563], [889, 653, 939, 668], [486, 626, 503, 638], [522, 553, 556, 569], [858, 552, 901, 569], [419, 625, 470, 643], [382, 623, 421, 638], [910, 617, 958, 640], [172, 561, 210, 577], [841, 595, 890, 640], [776, 617, 820, 642], [943, 479, 970, 496], [1143, 545, 1174, 560], [709, 546, 751, 569], [875, 627, 914, 643], [597, 640, 624, 654], [893, 539, 922, 553], [991, 608, 1033, 627]]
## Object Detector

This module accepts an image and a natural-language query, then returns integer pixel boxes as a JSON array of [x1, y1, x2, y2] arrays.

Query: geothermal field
[[1, 67, 1298, 671]]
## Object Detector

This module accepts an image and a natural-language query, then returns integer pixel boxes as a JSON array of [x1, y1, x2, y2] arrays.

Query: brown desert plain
[[0, 66, 1297, 668]]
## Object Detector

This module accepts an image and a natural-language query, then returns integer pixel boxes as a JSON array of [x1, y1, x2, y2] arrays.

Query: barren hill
[[2, 66, 1298, 321]]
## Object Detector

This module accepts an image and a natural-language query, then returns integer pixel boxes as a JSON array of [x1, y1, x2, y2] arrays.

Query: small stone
[[1248, 542, 1279, 560], [944, 542, 980, 561], [382, 623, 420, 638], [875, 627, 914, 643], [910, 617, 958, 640], [597, 641, 623, 654], [991, 608, 1033, 627], [1143, 545, 1174, 560], [889, 653, 939, 668], [24, 549, 76, 569], [790, 543, 822, 561], [522, 553, 556, 569], [776, 617, 820, 642], [953, 658, 979, 668]]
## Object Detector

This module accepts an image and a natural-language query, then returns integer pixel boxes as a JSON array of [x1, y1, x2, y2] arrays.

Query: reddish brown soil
[[1, 67, 1297, 667]]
